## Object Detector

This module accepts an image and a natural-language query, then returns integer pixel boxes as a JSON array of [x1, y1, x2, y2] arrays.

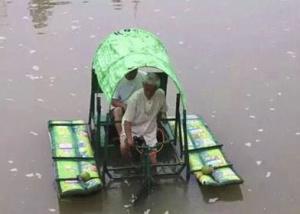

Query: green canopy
[[92, 28, 186, 106]]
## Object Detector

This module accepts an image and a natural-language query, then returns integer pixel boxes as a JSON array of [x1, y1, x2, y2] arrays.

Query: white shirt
[[112, 72, 144, 103], [122, 88, 167, 147]]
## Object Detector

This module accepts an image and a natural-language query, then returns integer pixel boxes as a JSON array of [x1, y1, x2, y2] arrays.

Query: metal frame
[[88, 71, 190, 186]]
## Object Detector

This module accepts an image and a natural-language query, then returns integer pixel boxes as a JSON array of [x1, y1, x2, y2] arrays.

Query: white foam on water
[[258, 129, 264, 132], [295, 132, 300, 136], [153, 8, 160, 12], [245, 142, 252, 147], [48, 208, 56, 212], [29, 131, 39, 136], [164, 211, 169, 214], [246, 93, 252, 97], [73, 67, 78, 71], [249, 115, 256, 119], [22, 16, 29, 20], [0, 36, 6, 40], [88, 16, 94, 20], [208, 197, 219, 203], [90, 34, 96, 39], [244, 107, 250, 111], [8, 160, 14, 164], [10, 168, 18, 172], [70, 93, 76, 97], [277, 92, 282, 96], [265, 171, 271, 178], [255, 139, 261, 143], [18, 43, 23, 47], [170, 15, 176, 19], [247, 188, 252, 192], [253, 67, 258, 71], [124, 179, 130, 186]]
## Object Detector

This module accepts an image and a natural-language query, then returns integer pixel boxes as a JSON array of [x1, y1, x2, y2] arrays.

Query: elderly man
[[120, 72, 167, 164], [111, 68, 144, 136]]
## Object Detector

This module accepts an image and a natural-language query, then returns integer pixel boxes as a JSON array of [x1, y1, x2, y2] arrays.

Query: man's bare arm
[[111, 99, 126, 109]]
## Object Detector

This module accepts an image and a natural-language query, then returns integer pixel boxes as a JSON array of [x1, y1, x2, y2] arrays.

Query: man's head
[[143, 72, 160, 99], [125, 68, 138, 80]]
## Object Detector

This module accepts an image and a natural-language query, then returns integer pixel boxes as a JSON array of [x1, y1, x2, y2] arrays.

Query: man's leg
[[112, 107, 123, 136], [120, 134, 131, 160]]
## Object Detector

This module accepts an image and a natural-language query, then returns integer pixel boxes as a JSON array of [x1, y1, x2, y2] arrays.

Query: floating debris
[[123, 204, 132, 208], [295, 132, 300, 136], [245, 142, 252, 147], [0, 36, 6, 40], [170, 15, 176, 19], [258, 129, 264, 133], [69, 47, 74, 51], [244, 107, 250, 111], [37, 98, 45, 103], [153, 8, 160, 13], [5, 98, 15, 102], [208, 197, 219, 203], [29, 131, 39, 136], [8, 160, 14, 164], [184, 8, 191, 12], [18, 43, 24, 47], [73, 67, 78, 71], [247, 188, 252, 192], [144, 209, 151, 214], [246, 93, 252, 97], [35, 173, 42, 179], [29, 49, 36, 54], [256, 161, 262, 166], [277, 92, 282, 96], [22, 16, 29, 20], [71, 25, 80, 31], [249, 115, 256, 119], [88, 16, 94, 20], [48, 208, 56, 212], [10, 168, 18, 172], [32, 65, 40, 71], [90, 34, 96, 39], [211, 114, 215, 118], [70, 93, 76, 97], [286, 51, 296, 58], [26, 173, 34, 178], [178, 41, 184, 45], [269, 107, 275, 111], [255, 139, 261, 143], [25, 74, 43, 80], [265, 171, 271, 178], [124, 179, 130, 186]]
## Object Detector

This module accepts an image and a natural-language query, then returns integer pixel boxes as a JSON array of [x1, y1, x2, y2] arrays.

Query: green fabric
[[92, 28, 186, 106]]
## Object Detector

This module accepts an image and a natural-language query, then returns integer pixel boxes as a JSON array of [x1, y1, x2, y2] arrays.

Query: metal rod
[[183, 109, 190, 181]]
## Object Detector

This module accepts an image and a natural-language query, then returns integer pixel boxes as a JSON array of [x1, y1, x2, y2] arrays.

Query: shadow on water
[[28, 0, 70, 29], [200, 185, 244, 203]]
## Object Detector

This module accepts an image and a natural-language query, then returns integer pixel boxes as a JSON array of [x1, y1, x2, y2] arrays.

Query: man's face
[[125, 69, 138, 80], [143, 83, 157, 99]]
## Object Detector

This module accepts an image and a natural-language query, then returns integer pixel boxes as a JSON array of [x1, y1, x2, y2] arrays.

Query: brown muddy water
[[1, 0, 300, 213]]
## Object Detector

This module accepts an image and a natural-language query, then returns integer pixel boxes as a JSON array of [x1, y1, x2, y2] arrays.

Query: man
[[111, 68, 144, 136], [120, 72, 167, 164]]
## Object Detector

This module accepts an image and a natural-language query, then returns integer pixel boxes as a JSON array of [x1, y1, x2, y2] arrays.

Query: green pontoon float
[[48, 28, 243, 198]]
